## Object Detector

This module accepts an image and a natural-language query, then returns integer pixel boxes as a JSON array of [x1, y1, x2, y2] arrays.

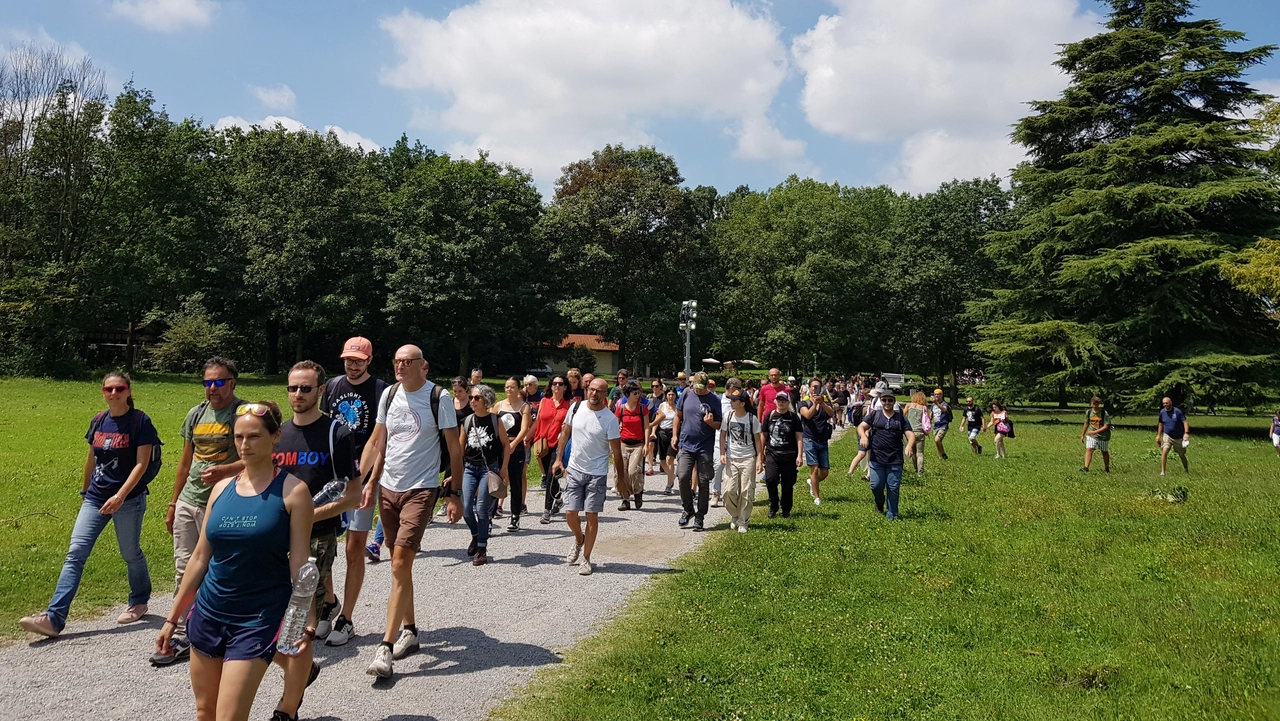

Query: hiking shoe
[[578, 559, 594, 576], [618, 500, 631, 511], [18, 613, 58, 638], [1080, 467, 1089, 473], [507, 516, 521, 532], [315, 600, 341, 639], [367, 644, 394, 678], [633, 493, 643, 509], [678, 511, 690, 527], [539, 511, 552, 525], [692, 516, 705, 532], [473, 550, 489, 566], [664, 486, 673, 495], [150, 638, 190, 665], [117, 603, 147, 624], [467, 539, 479, 557], [566, 541, 583, 565], [711, 493, 721, 507], [391, 628, 419, 660], [326, 616, 354, 646], [365, 543, 381, 563]]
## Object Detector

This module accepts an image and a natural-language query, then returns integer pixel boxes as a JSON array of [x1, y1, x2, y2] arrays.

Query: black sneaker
[[619, 500, 631, 511], [507, 516, 520, 532], [551, 497, 563, 514], [150, 638, 190, 666], [692, 516, 705, 532], [633, 493, 643, 509], [978, 445, 984, 454], [678, 511, 690, 527], [271, 711, 296, 721], [663, 486, 673, 495], [467, 539, 479, 557]]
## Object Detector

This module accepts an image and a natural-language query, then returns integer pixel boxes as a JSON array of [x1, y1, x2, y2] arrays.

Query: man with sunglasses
[[152, 357, 245, 666]]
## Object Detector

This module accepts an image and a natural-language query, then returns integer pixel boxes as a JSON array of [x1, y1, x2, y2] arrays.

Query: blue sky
[[4, 0, 1278, 196]]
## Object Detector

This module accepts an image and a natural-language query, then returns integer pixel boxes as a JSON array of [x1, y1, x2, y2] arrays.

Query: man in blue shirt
[[1156, 396, 1190, 475], [670, 372, 722, 532]]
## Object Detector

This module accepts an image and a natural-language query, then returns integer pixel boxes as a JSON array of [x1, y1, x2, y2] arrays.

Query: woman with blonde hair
[[905, 390, 931, 475]]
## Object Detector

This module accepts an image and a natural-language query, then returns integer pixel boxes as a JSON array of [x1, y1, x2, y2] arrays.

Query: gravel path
[[2, 478, 733, 721], [4, 422, 854, 721]]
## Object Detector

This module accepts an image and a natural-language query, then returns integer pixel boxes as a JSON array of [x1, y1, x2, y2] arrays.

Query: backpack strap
[[328, 417, 339, 480], [430, 383, 444, 426], [90, 410, 109, 442], [384, 382, 402, 414]]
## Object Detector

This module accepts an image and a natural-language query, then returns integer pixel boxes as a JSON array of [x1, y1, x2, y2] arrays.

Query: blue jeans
[[868, 462, 904, 518], [462, 460, 500, 549], [47, 494, 150, 631]]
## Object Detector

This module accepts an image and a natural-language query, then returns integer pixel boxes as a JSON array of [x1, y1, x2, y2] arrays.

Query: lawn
[[493, 415, 1280, 720]]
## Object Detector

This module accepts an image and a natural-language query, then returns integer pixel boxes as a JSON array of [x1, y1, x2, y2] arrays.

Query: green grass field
[[3, 377, 1280, 719]]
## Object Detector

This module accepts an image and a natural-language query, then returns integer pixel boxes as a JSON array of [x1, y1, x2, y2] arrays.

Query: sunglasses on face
[[236, 403, 271, 417], [103, 385, 128, 393], [469, 394, 484, 401], [551, 381, 566, 386], [286, 385, 315, 394], [393, 358, 421, 367], [203, 378, 231, 388]]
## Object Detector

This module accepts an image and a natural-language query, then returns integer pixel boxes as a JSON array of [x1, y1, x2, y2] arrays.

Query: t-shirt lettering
[[324, 376, 386, 454], [84, 410, 161, 505], [274, 416, 356, 538]]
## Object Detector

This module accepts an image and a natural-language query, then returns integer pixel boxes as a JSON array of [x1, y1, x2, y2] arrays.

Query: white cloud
[[379, 0, 807, 184], [1255, 78, 1280, 98], [112, 0, 217, 32], [792, 0, 1100, 191], [250, 84, 295, 112], [213, 114, 380, 151]]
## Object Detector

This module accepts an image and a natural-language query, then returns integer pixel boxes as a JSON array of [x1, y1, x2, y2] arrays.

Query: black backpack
[[89, 408, 163, 488], [383, 381, 449, 475]]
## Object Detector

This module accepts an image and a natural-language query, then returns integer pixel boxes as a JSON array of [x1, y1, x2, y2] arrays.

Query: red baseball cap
[[340, 336, 372, 361]]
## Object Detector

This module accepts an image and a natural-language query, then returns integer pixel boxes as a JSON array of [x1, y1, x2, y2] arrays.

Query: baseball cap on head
[[692, 371, 709, 390], [340, 336, 372, 361]]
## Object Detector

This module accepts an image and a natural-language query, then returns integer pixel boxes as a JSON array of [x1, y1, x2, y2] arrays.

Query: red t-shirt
[[533, 397, 571, 448], [615, 403, 646, 443], [758, 383, 785, 419]]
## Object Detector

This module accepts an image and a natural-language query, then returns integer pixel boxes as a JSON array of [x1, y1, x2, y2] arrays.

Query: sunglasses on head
[[203, 378, 231, 388], [236, 403, 272, 417], [286, 385, 315, 394], [102, 385, 128, 393]]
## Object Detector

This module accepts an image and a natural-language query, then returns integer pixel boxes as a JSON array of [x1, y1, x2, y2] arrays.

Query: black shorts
[[188, 602, 279, 663], [655, 428, 673, 460]]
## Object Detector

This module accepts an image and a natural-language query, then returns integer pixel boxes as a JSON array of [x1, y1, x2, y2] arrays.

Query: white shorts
[[1272, 433, 1280, 448], [1085, 436, 1109, 452]]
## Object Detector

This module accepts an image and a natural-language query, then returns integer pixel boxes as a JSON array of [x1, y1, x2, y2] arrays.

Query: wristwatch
[[439, 486, 457, 499]]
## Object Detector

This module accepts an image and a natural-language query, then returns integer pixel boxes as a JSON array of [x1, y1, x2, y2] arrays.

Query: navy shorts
[[188, 602, 279, 663]]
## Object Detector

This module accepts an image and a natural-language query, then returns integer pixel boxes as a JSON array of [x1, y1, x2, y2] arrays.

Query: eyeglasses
[[236, 403, 272, 417], [102, 385, 128, 393], [203, 378, 231, 388], [550, 381, 566, 386], [286, 385, 315, 394], [393, 358, 421, 367]]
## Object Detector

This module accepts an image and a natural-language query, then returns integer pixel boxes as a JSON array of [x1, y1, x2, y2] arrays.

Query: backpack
[[91, 408, 163, 488], [324, 376, 388, 435], [383, 381, 448, 474]]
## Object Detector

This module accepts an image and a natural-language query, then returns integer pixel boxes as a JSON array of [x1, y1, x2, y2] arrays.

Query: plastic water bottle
[[276, 556, 319, 655], [312, 478, 348, 506]]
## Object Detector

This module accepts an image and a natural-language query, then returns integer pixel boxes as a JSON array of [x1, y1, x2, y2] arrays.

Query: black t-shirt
[[763, 410, 802, 456], [835, 390, 850, 405], [964, 406, 983, 430], [866, 410, 909, 466], [797, 399, 832, 440], [463, 414, 503, 466], [324, 375, 387, 454], [274, 416, 356, 538]]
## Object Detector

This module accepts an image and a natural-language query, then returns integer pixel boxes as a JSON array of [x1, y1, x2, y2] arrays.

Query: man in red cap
[[321, 336, 388, 646]]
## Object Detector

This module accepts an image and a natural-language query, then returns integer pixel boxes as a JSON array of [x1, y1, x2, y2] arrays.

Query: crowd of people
[[12, 342, 1247, 720]]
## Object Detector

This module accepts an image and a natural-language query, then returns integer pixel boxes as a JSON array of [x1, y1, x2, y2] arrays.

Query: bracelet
[[168, 502, 177, 507], [162, 619, 177, 627], [302, 628, 316, 639]]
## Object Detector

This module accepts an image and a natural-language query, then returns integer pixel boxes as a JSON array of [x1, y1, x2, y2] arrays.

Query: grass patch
[[493, 416, 1280, 720]]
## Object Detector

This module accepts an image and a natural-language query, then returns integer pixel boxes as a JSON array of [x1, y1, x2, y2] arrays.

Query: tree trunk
[[294, 328, 304, 363], [124, 320, 136, 372], [457, 336, 470, 379], [265, 319, 279, 376], [1058, 381, 1068, 409], [950, 367, 958, 406]]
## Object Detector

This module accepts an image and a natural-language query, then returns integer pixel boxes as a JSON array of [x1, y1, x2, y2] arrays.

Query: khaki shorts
[[933, 427, 948, 442], [379, 486, 438, 551], [1161, 434, 1187, 456]]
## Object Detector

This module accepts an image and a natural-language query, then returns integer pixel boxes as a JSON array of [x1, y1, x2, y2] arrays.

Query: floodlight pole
[[679, 300, 697, 376]]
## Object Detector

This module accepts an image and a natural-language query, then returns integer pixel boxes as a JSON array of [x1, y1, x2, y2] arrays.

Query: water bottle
[[276, 556, 319, 655], [312, 477, 348, 506]]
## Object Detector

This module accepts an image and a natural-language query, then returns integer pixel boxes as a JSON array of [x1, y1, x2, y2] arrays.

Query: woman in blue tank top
[[155, 400, 313, 721]]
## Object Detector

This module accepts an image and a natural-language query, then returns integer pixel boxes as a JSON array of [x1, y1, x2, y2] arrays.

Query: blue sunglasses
[[203, 379, 231, 388]]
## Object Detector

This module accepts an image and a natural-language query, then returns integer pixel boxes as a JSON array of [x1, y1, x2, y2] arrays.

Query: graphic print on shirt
[[768, 420, 788, 448], [193, 421, 233, 463], [467, 417, 496, 452], [387, 402, 421, 444], [728, 417, 753, 447], [332, 394, 368, 433]]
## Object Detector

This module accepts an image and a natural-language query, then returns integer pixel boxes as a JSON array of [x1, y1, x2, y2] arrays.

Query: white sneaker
[[808, 479, 816, 497], [315, 599, 340, 640], [436, 505, 448, 517], [391, 627, 419, 659], [578, 558, 594, 575], [326, 617, 354, 646], [367, 644, 393, 678], [566, 541, 583, 565], [814, 497, 822, 506], [1160, 471, 1166, 477], [738, 524, 748, 534], [729, 521, 737, 530]]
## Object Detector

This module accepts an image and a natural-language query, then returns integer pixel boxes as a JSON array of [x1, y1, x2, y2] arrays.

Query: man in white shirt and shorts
[[553, 378, 626, 576]]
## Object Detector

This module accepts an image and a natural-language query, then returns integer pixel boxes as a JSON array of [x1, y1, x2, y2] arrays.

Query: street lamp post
[[679, 300, 698, 376]]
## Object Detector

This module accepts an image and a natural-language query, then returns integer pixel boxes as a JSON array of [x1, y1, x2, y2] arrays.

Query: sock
[[380, 641, 393, 651], [404, 624, 418, 636]]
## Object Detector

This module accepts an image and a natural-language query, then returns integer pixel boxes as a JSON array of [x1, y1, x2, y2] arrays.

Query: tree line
[[2, 0, 1278, 408]]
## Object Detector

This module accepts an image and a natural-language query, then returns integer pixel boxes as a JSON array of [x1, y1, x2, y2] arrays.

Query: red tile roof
[[559, 334, 619, 352]]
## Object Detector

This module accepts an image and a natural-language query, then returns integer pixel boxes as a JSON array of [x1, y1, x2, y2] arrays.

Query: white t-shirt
[[375, 380, 458, 492], [724, 411, 761, 459], [659, 401, 676, 430], [566, 403, 621, 477]]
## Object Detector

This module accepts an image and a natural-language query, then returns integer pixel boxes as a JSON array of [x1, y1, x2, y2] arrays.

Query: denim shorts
[[187, 602, 278, 663], [562, 467, 607, 513], [803, 439, 830, 469]]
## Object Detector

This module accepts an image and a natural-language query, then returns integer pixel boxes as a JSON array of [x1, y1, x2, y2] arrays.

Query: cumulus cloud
[[379, 0, 807, 183], [792, 0, 1099, 192], [214, 115, 380, 150], [250, 84, 295, 112], [112, 0, 218, 32]]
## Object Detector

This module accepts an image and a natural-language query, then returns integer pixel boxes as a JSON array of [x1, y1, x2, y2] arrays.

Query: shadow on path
[[370, 626, 560, 689]]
